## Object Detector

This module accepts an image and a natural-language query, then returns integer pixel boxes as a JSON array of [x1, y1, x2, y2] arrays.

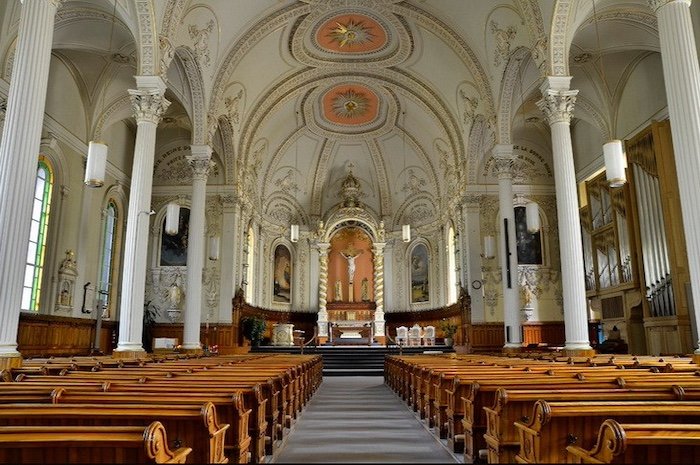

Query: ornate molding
[[537, 89, 578, 125], [648, 0, 690, 13], [549, 0, 574, 76], [135, 0, 158, 76]]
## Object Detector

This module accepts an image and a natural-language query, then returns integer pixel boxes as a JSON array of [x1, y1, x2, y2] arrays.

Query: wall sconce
[[525, 201, 541, 233], [482, 235, 495, 259], [165, 202, 180, 235], [402, 224, 411, 242], [208, 235, 220, 261], [84, 141, 108, 187], [604, 140, 627, 187], [290, 224, 299, 243]]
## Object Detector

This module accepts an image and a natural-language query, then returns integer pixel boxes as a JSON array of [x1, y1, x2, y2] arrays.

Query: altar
[[329, 320, 374, 346]]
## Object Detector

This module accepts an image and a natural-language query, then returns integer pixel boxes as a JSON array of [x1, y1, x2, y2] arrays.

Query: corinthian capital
[[648, 0, 690, 13], [187, 156, 214, 180], [128, 89, 170, 124], [537, 89, 578, 125], [491, 144, 514, 179]]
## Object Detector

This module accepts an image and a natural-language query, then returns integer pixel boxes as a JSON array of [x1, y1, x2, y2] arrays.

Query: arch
[[497, 47, 533, 145], [173, 46, 207, 145], [134, 0, 160, 76]]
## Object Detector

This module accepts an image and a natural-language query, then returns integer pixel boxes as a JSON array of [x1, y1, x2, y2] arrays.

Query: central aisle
[[273, 376, 459, 463]]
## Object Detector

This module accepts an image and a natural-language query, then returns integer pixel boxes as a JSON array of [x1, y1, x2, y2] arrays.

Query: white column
[[115, 76, 170, 355], [316, 242, 330, 338], [537, 76, 592, 352], [463, 196, 485, 323], [256, 224, 265, 306], [0, 0, 62, 361], [218, 195, 237, 323], [182, 145, 212, 351], [649, 0, 700, 354], [493, 144, 522, 348], [373, 242, 386, 338]]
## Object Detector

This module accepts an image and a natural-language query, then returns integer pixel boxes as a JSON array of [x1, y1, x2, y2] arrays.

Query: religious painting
[[410, 243, 430, 303], [515, 206, 543, 265], [160, 207, 190, 266], [273, 244, 292, 303]]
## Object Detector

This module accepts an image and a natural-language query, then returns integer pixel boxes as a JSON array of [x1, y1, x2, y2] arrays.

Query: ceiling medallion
[[327, 18, 376, 49], [332, 89, 370, 119], [316, 14, 387, 54]]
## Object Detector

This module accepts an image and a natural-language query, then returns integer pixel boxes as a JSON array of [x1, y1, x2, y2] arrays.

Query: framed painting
[[515, 206, 543, 265], [410, 243, 430, 303], [273, 244, 291, 303], [160, 207, 190, 266]]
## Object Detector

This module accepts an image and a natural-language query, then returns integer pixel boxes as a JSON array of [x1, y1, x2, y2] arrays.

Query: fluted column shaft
[[650, 0, 700, 353], [182, 145, 212, 350], [0, 0, 62, 359], [115, 77, 170, 354], [317, 243, 330, 338], [493, 145, 522, 347], [373, 243, 386, 337], [538, 77, 592, 351]]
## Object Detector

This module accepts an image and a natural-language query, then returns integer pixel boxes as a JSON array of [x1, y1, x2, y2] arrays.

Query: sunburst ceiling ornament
[[316, 14, 387, 54], [332, 89, 370, 119], [327, 18, 375, 48]]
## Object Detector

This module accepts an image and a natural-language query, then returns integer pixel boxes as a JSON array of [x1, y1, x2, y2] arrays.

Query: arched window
[[244, 226, 255, 302], [22, 159, 54, 312], [447, 226, 457, 304], [97, 201, 118, 317]]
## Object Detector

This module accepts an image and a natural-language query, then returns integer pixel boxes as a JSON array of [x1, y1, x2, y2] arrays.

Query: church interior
[[1, 0, 700, 463]]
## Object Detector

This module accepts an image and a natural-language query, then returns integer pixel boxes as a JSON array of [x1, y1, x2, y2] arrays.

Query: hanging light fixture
[[402, 224, 411, 243], [165, 202, 180, 236], [483, 235, 496, 259], [525, 201, 541, 233], [84, 0, 118, 188], [290, 224, 299, 243], [590, 0, 627, 187], [208, 235, 220, 260]]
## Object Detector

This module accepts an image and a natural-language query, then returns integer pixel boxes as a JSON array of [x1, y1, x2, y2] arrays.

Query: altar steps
[[251, 345, 455, 376]]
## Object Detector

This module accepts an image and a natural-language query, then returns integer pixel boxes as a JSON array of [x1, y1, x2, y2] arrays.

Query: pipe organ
[[580, 120, 693, 355]]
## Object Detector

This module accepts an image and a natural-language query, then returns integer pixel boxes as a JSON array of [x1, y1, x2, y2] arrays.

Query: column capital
[[461, 193, 483, 207], [537, 88, 579, 125], [648, 0, 691, 13], [128, 88, 170, 124], [316, 242, 331, 254], [188, 145, 213, 181], [21, 0, 65, 8], [372, 242, 386, 255]]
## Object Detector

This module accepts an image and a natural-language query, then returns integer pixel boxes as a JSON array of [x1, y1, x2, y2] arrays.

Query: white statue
[[169, 276, 184, 308], [340, 247, 363, 283]]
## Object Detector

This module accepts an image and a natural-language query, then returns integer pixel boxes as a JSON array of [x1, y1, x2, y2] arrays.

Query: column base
[[112, 350, 148, 359], [502, 345, 523, 354], [179, 347, 204, 356], [0, 355, 22, 370], [562, 348, 596, 358], [317, 336, 328, 345]]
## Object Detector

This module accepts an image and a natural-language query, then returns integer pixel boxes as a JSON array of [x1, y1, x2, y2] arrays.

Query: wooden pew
[[514, 400, 700, 463], [0, 402, 228, 464], [0, 422, 191, 463], [483, 386, 690, 463], [51, 390, 252, 464], [566, 419, 700, 464]]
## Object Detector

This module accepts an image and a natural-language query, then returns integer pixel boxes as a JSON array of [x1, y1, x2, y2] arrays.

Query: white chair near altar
[[423, 325, 435, 346], [396, 326, 408, 346], [408, 324, 422, 346]]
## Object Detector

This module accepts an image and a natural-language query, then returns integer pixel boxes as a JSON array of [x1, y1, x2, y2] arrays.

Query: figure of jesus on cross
[[340, 246, 363, 283]]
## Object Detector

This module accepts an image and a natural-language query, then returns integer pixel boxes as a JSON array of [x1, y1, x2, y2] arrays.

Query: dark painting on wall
[[411, 243, 430, 303], [515, 206, 543, 265], [273, 244, 291, 303], [160, 207, 190, 266]]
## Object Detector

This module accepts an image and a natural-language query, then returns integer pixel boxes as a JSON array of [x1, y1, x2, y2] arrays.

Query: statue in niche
[[59, 282, 71, 306], [169, 276, 184, 309], [361, 278, 369, 302]]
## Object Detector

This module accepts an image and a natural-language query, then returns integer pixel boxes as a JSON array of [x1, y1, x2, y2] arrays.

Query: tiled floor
[[272, 376, 459, 463]]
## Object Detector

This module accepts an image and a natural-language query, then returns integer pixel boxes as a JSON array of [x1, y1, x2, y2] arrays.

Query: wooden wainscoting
[[522, 321, 566, 346], [18, 312, 117, 357], [150, 323, 238, 353], [471, 323, 505, 352]]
